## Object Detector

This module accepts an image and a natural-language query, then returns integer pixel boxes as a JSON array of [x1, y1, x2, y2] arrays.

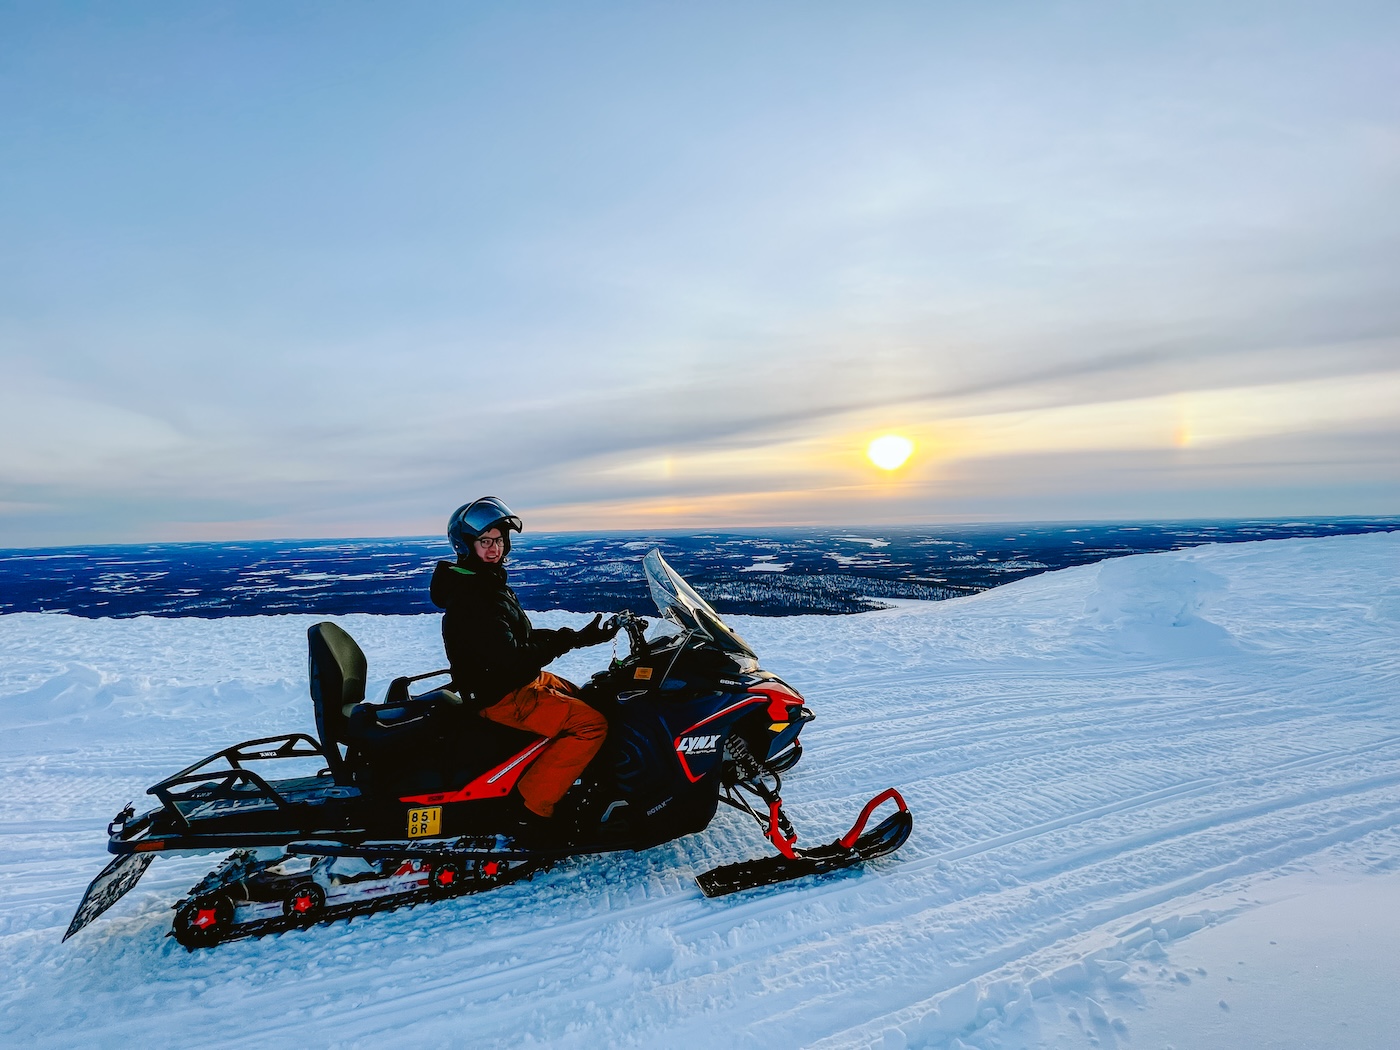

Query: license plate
[[407, 806, 441, 838]]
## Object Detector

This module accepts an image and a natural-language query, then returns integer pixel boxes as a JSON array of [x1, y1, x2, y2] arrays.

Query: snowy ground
[[1, 532, 1397, 1049]]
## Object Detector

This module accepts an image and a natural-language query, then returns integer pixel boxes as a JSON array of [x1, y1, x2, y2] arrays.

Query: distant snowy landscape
[[2, 533, 1398, 1049]]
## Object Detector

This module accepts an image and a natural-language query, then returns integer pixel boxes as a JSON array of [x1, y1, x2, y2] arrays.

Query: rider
[[429, 496, 617, 841]]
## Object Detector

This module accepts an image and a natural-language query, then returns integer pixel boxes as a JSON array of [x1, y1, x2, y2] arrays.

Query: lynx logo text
[[676, 735, 720, 755]]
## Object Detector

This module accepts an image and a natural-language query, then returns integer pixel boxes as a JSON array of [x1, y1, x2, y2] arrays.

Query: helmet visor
[[459, 496, 522, 536]]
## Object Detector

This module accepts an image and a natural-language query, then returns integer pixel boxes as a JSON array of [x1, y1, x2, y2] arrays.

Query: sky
[[1, 1, 1398, 547]]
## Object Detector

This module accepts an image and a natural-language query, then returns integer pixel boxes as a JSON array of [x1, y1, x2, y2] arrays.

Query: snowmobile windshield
[[643, 549, 756, 658]]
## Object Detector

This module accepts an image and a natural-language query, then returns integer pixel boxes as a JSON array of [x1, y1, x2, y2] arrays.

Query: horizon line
[[2, 513, 1397, 554]]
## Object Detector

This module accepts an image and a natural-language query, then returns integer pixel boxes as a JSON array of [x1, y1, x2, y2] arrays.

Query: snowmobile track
[[172, 858, 551, 949]]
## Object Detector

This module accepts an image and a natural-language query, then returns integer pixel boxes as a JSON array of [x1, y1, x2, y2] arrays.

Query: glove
[[573, 613, 619, 648]]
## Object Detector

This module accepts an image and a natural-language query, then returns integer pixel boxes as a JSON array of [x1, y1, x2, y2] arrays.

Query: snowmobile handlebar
[[608, 610, 650, 660]]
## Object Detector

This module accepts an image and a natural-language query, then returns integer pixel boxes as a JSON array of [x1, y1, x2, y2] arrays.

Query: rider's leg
[[481, 672, 607, 818]]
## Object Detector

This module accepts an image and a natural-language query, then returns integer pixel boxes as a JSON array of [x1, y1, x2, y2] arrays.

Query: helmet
[[447, 497, 523, 559]]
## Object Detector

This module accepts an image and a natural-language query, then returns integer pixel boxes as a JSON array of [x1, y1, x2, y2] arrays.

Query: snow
[[740, 558, 792, 573], [2, 532, 1398, 1049]]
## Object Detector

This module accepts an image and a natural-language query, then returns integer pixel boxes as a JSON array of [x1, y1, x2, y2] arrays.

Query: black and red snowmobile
[[66, 550, 911, 949]]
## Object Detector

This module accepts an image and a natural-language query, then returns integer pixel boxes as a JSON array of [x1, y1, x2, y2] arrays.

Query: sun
[[867, 434, 914, 471]]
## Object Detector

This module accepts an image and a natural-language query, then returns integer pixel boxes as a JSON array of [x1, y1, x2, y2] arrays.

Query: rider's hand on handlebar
[[574, 613, 621, 648]]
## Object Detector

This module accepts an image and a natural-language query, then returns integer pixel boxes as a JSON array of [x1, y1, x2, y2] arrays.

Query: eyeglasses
[[474, 535, 506, 549]]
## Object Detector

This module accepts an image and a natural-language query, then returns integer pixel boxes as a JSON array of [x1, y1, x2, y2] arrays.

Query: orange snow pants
[[480, 671, 607, 818]]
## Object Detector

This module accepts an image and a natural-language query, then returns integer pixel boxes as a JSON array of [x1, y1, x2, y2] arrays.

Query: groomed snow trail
[[1, 533, 1397, 1049]]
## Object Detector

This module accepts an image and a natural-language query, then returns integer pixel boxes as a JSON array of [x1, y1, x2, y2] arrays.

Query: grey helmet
[[447, 497, 523, 559]]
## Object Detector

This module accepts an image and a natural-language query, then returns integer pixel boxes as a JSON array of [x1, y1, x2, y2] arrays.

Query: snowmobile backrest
[[307, 621, 368, 785]]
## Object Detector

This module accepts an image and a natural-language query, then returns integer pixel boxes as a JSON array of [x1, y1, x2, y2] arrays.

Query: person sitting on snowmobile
[[429, 496, 617, 841]]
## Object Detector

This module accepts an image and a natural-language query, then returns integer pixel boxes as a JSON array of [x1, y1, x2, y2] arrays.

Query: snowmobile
[[66, 550, 912, 949]]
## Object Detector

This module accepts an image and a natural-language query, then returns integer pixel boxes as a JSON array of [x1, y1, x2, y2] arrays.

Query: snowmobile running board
[[285, 837, 568, 863], [696, 788, 912, 897]]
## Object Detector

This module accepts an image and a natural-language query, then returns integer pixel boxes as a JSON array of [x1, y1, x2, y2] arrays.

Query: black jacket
[[429, 559, 576, 709]]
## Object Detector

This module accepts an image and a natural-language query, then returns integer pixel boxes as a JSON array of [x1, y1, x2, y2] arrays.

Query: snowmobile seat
[[345, 691, 543, 798], [344, 687, 460, 745], [307, 621, 368, 785]]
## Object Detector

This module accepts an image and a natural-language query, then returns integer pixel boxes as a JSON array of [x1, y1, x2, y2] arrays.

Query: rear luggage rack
[[147, 734, 351, 829]]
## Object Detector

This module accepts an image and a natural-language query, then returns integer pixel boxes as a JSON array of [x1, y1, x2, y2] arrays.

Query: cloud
[[1, 3, 1398, 544], [0, 375, 187, 486]]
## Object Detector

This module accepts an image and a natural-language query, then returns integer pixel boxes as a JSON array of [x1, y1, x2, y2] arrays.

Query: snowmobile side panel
[[399, 736, 550, 805], [670, 696, 769, 783], [64, 852, 155, 941]]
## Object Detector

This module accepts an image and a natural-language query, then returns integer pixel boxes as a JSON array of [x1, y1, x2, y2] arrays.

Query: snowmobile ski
[[696, 789, 912, 897]]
